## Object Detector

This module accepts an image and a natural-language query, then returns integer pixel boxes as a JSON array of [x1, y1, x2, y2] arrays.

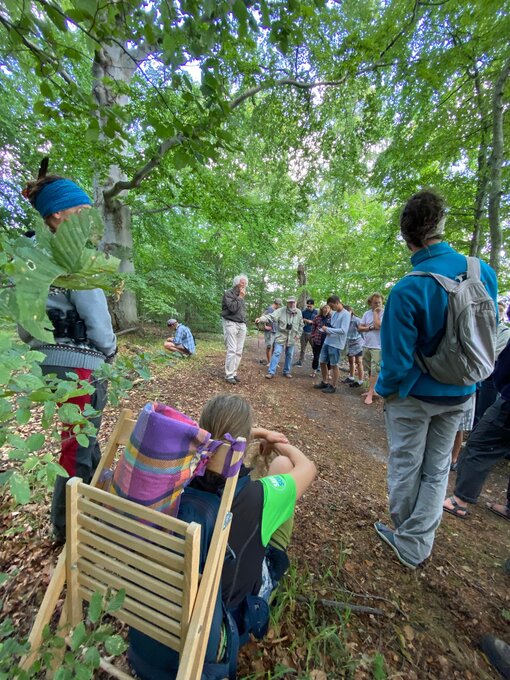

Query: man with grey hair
[[221, 274, 248, 384]]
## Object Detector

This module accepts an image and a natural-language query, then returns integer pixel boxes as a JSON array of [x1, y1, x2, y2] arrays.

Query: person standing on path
[[296, 299, 317, 367], [358, 293, 384, 405], [313, 296, 350, 394], [343, 305, 364, 388], [221, 274, 248, 385], [310, 304, 331, 378], [374, 189, 498, 570], [20, 168, 117, 544], [261, 298, 283, 365], [256, 297, 303, 379]]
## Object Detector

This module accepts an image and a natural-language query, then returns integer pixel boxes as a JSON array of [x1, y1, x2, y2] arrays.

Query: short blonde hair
[[199, 394, 253, 443], [367, 292, 384, 306]]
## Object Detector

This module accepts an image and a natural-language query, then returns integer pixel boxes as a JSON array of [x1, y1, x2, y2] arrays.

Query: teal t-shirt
[[258, 474, 297, 546]]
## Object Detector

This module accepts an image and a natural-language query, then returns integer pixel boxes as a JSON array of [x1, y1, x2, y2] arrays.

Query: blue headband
[[34, 179, 92, 218]]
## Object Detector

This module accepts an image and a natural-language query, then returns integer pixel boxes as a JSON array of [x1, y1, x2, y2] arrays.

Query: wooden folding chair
[[22, 408, 244, 680]]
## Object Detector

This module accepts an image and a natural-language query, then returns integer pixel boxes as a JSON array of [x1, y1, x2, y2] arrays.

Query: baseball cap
[[274, 298, 283, 305], [286, 296, 296, 303], [167, 318, 178, 326]]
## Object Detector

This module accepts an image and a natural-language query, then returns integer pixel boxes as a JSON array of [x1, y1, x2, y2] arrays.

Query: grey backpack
[[407, 257, 496, 386]]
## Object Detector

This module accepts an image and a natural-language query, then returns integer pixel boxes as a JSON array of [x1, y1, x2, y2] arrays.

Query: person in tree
[[255, 297, 303, 379], [164, 318, 195, 356], [20, 164, 117, 544], [221, 274, 248, 385], [374, 190, 497, 569], [313, 295, 350, 394], [128, 394, 317, 678], [296, 298, 317, 367], [357, 293, 384, 405], [310, 303, 331, 379], [261, 298, 283, 365], [343, 305, 364, 388]]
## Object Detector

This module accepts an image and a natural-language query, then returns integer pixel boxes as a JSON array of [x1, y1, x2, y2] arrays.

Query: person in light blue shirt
[[374, 190, 498, 571], [313, 295, 350, 394], [164, 318, 196, 356]]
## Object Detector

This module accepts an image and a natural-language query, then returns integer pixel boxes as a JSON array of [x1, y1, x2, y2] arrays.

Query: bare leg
[[348, 356, 355, 379], [266, 345, 272, 364], [356, 356, 364, 382], [451, 431, 463, 465], [330, 364, 339, 388], [320, 362, 328, 383], [364, 374, 378, 404]]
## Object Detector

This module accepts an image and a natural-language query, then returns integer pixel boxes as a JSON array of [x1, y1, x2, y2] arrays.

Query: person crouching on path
[[374, 189, 497, 570], [164, 318, 195, 356], [313, 296, 350, 394], [256, 297, 303, 379], [221, 274, 248, 385], [20, 168, 117, 544]]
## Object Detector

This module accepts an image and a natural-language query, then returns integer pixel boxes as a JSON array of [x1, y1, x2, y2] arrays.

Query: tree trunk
[[487, 56, 510, 272], [297, 263, 307, 309], [469, 65, 490, 257], [92, 44, 139, 328]]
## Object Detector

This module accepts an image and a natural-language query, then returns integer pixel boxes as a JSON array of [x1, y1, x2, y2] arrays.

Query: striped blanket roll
[[109, 402, 212, 517]]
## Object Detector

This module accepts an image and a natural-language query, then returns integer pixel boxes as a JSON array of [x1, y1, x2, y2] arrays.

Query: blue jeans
[[268, 343, 294, 376]]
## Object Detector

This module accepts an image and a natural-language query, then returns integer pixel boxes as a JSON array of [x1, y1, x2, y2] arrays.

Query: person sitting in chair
[[128, 394, 317, 680], [164, 318, 195, 356]]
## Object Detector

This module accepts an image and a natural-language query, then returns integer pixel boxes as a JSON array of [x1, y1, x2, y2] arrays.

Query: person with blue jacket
[[374, 190, 498, 569]]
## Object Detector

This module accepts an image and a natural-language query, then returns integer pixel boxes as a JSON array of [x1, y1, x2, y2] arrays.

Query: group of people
[[18, 169, 509, 677]]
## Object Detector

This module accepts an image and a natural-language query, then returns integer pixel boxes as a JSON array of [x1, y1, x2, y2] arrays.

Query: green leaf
[[39, 80, 53, 99], [15, 408, 31, 425], [84, 119, 100, 143], [106, 588, 125, 613], [76, 434, 89, 447], [83, 645, 101, 668], [104, 634, 127, 656], [26, 432, 45, 452], [71, 621, 87, 651], [0, 573, 10, 586], [74, 666, 93, 680], [9, 472, 30, 505], [87, 591, 103, 624]]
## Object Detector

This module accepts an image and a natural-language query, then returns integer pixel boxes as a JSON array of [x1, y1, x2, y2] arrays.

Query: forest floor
[[2, 329, 510, 679]]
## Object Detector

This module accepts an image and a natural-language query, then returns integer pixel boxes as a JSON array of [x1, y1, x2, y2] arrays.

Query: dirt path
[[2, 334, 509, 678]]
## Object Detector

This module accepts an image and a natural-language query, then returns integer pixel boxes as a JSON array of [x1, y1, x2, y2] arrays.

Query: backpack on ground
[[407, 257, 497, 386]]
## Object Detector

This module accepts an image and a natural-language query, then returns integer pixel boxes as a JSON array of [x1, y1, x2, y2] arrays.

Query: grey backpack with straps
[[407, 257, 496, 386]]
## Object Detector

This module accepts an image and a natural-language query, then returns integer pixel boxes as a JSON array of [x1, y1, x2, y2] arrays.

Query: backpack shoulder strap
[[406, 270, 458, 293], [466, 256, 481, 280]]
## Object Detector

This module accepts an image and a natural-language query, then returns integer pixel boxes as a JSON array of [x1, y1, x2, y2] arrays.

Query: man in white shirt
[[358, 293, 384, 405]]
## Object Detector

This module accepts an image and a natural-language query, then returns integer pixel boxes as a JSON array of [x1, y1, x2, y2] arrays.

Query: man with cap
[[261, 298, 283, 365], [164, 318, 196, 356], [256, 297, 303, 379], [20, 166, 117, 544]]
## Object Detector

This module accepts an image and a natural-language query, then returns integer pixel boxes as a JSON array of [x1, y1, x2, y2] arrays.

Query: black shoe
[[349, 381, 362, 388], [321, 385, 336, 393], [295, 361, 303, 367], [479, 635, 510, 678], [313, 381, 329, 389], [233, 376, 241, 383], [225, 377, 237, 385]]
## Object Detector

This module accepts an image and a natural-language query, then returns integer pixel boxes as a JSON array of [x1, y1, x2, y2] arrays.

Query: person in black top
[[221, 274, 248, 385]]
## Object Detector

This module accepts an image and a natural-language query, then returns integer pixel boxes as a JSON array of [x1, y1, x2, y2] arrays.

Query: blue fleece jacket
[[376, 243, 498, 399]]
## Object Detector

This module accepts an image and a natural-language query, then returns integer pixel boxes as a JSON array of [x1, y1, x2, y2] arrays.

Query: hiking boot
[[233, 376, 241, 383], [225, 377, 237, 385], [283, 373, 292, 378], [264, 373, 274, 380], [374, 521, 419, 570], [349, 381, 363, 388], [313, 381, 329, 389], [343, 377, 355, 384], [321, 385, 336, 393], [479, 635, 510, 678], [295, 360, 303, 367]]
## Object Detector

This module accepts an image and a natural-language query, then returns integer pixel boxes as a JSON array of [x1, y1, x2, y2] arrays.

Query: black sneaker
[[233, 376, 241, 383], [313, 381, 329, 389], [349, 381, 362, 388], [343, 377, 355, 384], [321, 385, 336, 393], [295, 360, 303, 367], [479, 635, 510, 678], [225, 377, 237, 385]]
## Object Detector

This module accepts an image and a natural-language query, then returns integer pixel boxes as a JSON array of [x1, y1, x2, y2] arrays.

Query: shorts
[[459, 394, 475, 432], [264, 331, 276, 348], [319, 344, 341, 366], [363, 347, 381, 375], [347, 348, 363, 358]]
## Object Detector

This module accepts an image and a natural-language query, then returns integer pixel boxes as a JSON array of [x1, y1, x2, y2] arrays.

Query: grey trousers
[[222, 320, 247, 379], [384, 396, 465, 564]]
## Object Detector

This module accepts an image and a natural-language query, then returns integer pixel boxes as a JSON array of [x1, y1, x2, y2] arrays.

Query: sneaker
[[313, 381, 329, 389], [283, 373, 292, 378], [373, 521, 419, 570], [479, 635, 510, 678], [295, 361, 303, 367], [343, 377, 355, 384], [264, 373, 273, 380], [349, 381, 362, 388], [321, 385, 336, 393], [225, 377, 237, 385], [450, 461, 458, 472], [233, 376, 241, 383]]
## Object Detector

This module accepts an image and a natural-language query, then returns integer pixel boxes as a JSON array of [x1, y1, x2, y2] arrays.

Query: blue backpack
[[128, 475, 272, 680]]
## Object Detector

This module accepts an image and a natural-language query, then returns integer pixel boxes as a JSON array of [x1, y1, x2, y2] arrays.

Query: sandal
[[486, 503, 510, 521], [443, 496, 468, 519]]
